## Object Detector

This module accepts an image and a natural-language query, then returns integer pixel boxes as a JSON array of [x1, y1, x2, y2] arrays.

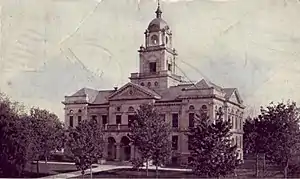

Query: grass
[[23, 162, 79, 177], [72, 159, 297, 179], [73, 167, 288, 179], [73, 168, 198, 178]]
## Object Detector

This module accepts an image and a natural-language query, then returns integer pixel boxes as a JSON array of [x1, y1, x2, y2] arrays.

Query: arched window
[[147, 82, 151, 87], [141, 82, 145, 86], [78, 109, 82, 113], [200, 105, 208, 120], [189, 105, 195, 111], [201, 105, 208, 111], [116, 106, 121, 112], [128, 106, 134, 112]]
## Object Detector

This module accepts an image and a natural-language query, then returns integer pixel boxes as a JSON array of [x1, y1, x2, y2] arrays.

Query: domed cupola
[[147, 1, 170, 32]]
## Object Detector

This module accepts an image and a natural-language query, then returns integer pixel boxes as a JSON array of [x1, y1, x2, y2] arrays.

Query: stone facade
[[62, 4, 245, 166]]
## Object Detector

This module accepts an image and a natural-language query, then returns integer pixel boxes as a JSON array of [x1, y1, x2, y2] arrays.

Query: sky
[[1, 0, 300, 120]]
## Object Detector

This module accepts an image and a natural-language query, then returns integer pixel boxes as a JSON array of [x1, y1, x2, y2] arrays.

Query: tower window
[[151, 35, 158, 45], [149, 62, 156, 73]]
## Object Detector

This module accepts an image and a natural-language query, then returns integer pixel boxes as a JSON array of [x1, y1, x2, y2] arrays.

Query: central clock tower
[[129, 2, 182, 93]]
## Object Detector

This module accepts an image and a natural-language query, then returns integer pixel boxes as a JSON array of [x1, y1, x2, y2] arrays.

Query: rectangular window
[[189, 113, 194, 127], [172, 113, 179, 128], [172, 136, 178, 150], [102, 115, 107, 125], [188, 157, 193, 164], [231, 137, 235, 146], [240, 136, 243, 148], [168, 63, 172, 71], [116, 115, 122, 124], [69, 116, 74, 127], [235, 117, 238, 129], [188, 136, 192, 150], [91, 115, 97, 123], [149, 62, 157, 73], [128, 115, 134, 127], [77, 116, 82, 125], [160, 114, 166, 122], [240, 117, 243, 130], [171, 157, 178, 165]]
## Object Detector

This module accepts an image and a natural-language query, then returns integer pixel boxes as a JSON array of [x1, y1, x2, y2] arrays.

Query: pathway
[[38, 162, 192, 179], [39, 164, 131, 179]]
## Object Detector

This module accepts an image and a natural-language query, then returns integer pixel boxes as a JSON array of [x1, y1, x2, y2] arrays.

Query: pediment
[[108, 83, 161, 101], [195, 79, 210, 88], [229, 90, 243, 104]]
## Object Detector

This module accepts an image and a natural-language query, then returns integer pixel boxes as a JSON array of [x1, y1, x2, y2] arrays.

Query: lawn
[[72, 167, 287, 179], [73, 168, 198, 178], [71, 159, 295, 179], [22, 162, 78, 178]]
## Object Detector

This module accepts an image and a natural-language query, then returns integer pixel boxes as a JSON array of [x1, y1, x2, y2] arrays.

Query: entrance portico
[[106, 135, 135, 162]]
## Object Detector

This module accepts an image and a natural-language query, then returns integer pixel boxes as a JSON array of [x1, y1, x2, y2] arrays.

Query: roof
[[148, 18, 169, 32], [158, 85, 190, 101], [71, 87, 99, 103], [187, 79, 223, 91], [131, 82, 161, 98], [223, 88, 236, 100], [108, 82, 161, 100], [92, 90, 114, 104]]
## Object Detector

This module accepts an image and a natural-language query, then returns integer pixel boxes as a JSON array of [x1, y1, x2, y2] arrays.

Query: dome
[[147, 2, 169, 32], [148, 18, 169, 32]]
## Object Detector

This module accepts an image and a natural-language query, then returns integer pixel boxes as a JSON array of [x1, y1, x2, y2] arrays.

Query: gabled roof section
[[92, 90, 114, 104], [70, 87, 99, 103], [108, 82, 161, 100], [223, 88, 243, 104], [187, 79, 223, 91], [159, 85, 188, 101]]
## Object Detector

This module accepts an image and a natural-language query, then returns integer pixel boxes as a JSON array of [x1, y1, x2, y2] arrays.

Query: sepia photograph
[[0, 0, 300, 178]]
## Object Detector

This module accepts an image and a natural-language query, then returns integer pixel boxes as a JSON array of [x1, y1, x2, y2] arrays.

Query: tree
[[0, 93, 32, 177], [29, 107, 65, 175], [128, 103, 172, 177], [66, 119, 105, 177], [259, 102, 300, 178], [187, 108, 239, 178], [243, 116, 269, 177]]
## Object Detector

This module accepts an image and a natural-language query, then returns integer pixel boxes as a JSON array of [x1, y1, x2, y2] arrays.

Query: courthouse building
[[62, 4, 245, 165]]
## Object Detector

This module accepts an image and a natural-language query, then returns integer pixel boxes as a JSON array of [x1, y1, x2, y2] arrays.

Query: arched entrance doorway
[[107, 137, 116, 161], [120, 136, 131, 161]]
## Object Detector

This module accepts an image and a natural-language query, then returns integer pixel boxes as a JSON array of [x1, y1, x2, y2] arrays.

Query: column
[[103, 142, 108, 159], [130, 144, 135, 160], [116, 143, 121, 161]]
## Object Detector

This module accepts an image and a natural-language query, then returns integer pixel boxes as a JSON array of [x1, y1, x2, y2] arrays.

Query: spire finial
[[155, 0, 162, 18]]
